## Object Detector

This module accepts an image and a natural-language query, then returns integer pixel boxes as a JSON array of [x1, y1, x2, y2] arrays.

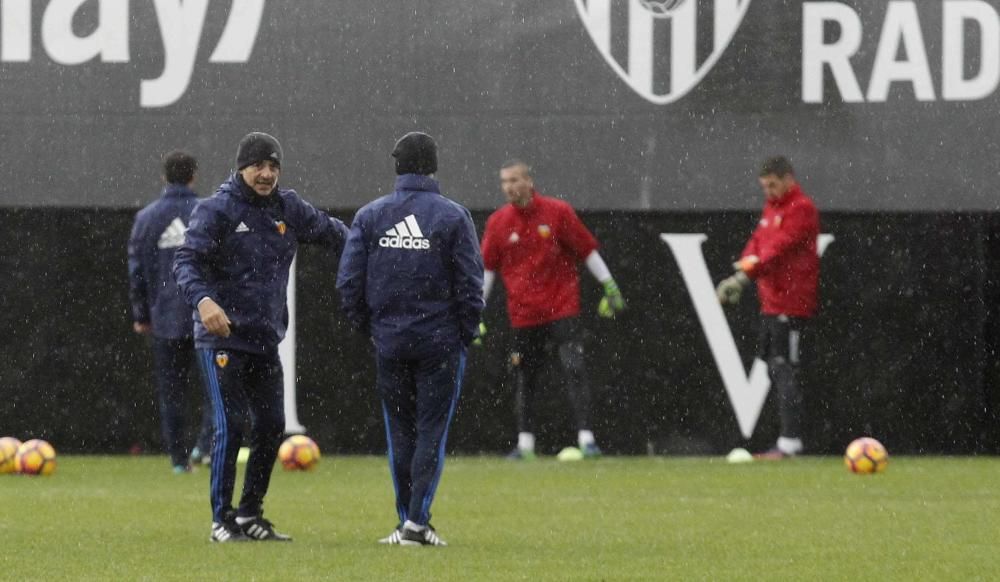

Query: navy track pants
[[377, 348, 466, 527], [197, 348, 284, 523], [151, 337, 213, 467]]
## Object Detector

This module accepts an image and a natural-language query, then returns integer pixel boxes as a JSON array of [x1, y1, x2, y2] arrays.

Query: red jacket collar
[[767, 183, 803, 209], [512, 191, 540, 215]]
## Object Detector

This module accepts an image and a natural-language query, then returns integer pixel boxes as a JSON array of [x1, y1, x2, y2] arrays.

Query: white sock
[[578, 430, 595, 448], [518, 432, 535, 452], [403, 520, 425, 532], [777, 437, 803, 455], [235, 516, 253, 525]]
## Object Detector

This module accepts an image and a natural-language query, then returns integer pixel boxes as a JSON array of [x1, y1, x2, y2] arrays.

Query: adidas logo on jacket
[[157, 217, 188, 249], [379, 214, 430, 249], [336, 173, 485, 360]]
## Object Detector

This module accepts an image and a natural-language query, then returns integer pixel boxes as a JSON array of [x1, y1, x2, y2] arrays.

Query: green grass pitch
[[1, 455, 997, 580]]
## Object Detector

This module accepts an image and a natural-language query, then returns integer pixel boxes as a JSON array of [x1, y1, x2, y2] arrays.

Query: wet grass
[[1, 455, 997, 580]]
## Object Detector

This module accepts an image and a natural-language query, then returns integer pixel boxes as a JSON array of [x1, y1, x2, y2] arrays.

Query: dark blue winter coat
[[173, 173, 348, 354], [336, 174, 484, 359], [128, 183, 199, 340]]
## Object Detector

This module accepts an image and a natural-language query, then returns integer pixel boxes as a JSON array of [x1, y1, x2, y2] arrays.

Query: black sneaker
[[238, 515, 292, 541], [399, 524, 447, 547], [210, 511, 248, 543]]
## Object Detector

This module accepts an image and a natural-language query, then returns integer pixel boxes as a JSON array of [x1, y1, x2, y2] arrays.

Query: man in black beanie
[[338, 132, 484, 546], [236, 132, 283, 176], [392, 132, 438, 176], [175, 131, 349, 542]]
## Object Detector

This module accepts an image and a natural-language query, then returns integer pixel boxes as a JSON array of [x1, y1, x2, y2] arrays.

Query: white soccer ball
[[638, 0, 687, 18]]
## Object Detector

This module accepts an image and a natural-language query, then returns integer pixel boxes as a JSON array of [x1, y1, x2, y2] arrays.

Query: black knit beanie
[[392, 132, 438, 175], [236, 132, 283, 170]]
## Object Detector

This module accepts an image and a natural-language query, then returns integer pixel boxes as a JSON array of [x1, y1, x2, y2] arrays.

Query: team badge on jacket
[[215, 351, 229, 368], [537, 224, 552, 238], [275, 221, 287, 235]]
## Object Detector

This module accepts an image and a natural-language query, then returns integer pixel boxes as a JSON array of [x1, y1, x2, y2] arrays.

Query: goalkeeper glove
[[472, 321, 487, 347], [598, 279, 626, 318], [716, 271, 750, 305]]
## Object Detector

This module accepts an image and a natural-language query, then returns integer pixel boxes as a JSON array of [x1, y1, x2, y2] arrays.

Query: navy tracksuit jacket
[[174, 173, 348, 354], [128, 183, 212, 467], [337, 173, 484, 526], [174, 173, 348, 521], [128, 183, 199, 339]]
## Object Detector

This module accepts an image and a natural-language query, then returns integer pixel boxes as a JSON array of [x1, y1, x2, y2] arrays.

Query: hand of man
[[198, 298, 232, 337], [132, 322, 152, 335], [472, 321, 487, 347], [716, 272, 750, 305], [598, 279, 626, 318], [733, 254, 760, 276]]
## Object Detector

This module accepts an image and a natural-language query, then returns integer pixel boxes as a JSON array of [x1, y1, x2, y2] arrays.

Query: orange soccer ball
[[278, 435, 320, 471], [844, 437, 889, 475], [15, 439, 57, 476], [0, 437, 22, 474]]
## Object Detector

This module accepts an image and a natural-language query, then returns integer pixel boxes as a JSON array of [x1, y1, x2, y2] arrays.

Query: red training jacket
[[741, 184, 820, 318], [481, 192, 599, 328]]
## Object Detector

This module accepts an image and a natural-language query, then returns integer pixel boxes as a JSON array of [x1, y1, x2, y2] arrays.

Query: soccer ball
[[844, 437, 888, 475], [0, 437, 22, 474], [278, 435, 320, 471], [638, 0, 688, 18], [15, 439, 57, 476]]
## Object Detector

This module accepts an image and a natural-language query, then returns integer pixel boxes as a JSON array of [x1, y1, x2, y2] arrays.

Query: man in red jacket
[[716, 156, 819, 459], [481, 160, 626, 460]]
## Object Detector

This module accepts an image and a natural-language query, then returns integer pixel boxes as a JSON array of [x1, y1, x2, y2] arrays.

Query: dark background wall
[[2, 208, 997, 455], [0, 1, 998, 210]]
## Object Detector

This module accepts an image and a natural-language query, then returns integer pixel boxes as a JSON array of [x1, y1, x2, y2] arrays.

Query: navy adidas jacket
[[128, 183, 199, 340], [174, 173, 348, 354], [336, 174, 484, 359]]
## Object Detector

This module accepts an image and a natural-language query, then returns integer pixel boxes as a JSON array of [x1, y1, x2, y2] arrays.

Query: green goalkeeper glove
[[472, 321, 487, 347], [598, 279, 626, 318], [716, 271, 750, 305]]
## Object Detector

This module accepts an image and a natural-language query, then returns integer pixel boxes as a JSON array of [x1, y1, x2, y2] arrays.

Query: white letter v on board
[[661, 233, 770, 439]]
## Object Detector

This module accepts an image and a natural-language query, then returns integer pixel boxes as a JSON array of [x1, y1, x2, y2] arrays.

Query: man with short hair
[[174, 132, 349, 542], [128, 150, 213, 474], [480, 160, 626, 460], [337, 132, 484, 547], [716, 156, 820, 459]]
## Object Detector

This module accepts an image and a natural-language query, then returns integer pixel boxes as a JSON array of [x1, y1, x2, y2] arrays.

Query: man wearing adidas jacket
[[128, 150, 213, 473], [174, 132, 349, 542], [337, 132, 484, 547]]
